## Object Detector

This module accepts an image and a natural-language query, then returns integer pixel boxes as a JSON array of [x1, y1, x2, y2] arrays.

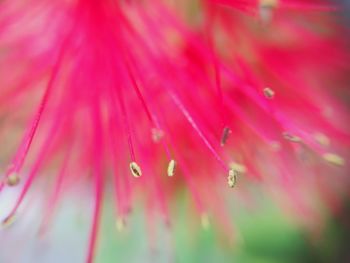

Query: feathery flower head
[[0, 0, 349, 261]]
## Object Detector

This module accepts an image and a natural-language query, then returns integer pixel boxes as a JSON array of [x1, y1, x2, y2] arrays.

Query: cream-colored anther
[[6, 172, 20, 186], [227, 168, 237, 188], [314, 133, 330, 147], [323, 153, 345, 166], [129, 162, 142, 177], [2, 214, 16, 228], [260, 0, 278, 8], [201, 213, 210, 230], [263, 87, 275, 99], [167, 159, 176, 177], [151, 128, 164, 143], [115, 217, 126, 232], [283, 132, 302, 143]]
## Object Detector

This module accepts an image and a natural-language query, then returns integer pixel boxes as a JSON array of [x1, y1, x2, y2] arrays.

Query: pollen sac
[[323, 153, 345, 166], [220, 127, 231, 146], [283, 132, 302, 143], [314, 133, 330, 146], [263, 87, 275, 99], [227, 168, 237, 188], [1, 214, 16, 228], [200, 213, 210, 230], [151, 128, 164, 143], [6, 172, 20, 186], [115, 217, 126, 232], [129, 162, 142, 177], [167, 159, 176, 177]]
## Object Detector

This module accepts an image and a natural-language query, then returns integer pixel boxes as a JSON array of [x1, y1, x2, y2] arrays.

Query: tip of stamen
[[263, 87, 275, 99], [167, 159, 176, 177], [115, 217, 126, 232], [283, 132, 302, 143], [227, 168, 238, 188], [130, 162, 142, 177], [2, 214, 16, 228], [200, 213, 210, 230], [314, 133, 330, 146], [6, 172, 20, 187], [323, 153, 345, 166], [151, 128, 164, 143], [259, 0, 278, 8], [220, 127, 231, 146]]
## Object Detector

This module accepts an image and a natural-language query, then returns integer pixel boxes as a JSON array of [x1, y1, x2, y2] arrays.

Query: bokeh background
[[1, 185, 350, 262]]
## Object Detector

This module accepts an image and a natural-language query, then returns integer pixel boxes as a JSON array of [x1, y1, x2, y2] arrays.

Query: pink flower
[[0, 0, 349, 262]]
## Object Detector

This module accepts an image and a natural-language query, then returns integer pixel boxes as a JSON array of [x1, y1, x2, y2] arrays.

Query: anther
[[129, 162, 142, 177], [227, 169, 237, 188], [6, 172, 20, 187], [220, 127, 231, 146], [167, 159, 176, 177], [283, 132, 302, 143], [314, 133, 330, 146], [115, 217, 126, 232], [2, 214, 16, 228], [323, 153, 345, 166], [260, 0, 278, 8], [201, 213, 210, 230], [263, 87, 275, 99], [151, 128, 164, 143]]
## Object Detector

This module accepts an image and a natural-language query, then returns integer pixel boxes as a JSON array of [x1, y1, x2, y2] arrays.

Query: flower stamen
[[283, 132, 302, 143], [115, 217, 126, 232], [130, 162, 142, 177], [1, 214, 16, 228], [167, 159, 176, 177], [201, 213, 210, 230], [227, 169, 237, 188], [263, 87, 275, 99], [6, 172, 20, 186], [323, 153, 345, 166]]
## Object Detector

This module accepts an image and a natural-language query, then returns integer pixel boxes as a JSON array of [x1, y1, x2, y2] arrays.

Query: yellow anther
[[283, 132, 302, 143], [227, 168, 237, 188], [220, 127, 231, 146], [129, 162, 142, 177], [151, 128, 164, 143], [314, 133, 330, 147], [323, 153, 345, 166], [263, 87, 275, 99], [6, 172, 20, 186], [201, 213, 210, 230], [259, 0, 278, 8], [115, 217, 126, 232], [2, 214, 16, 228], [167, 159, 176, 177]]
